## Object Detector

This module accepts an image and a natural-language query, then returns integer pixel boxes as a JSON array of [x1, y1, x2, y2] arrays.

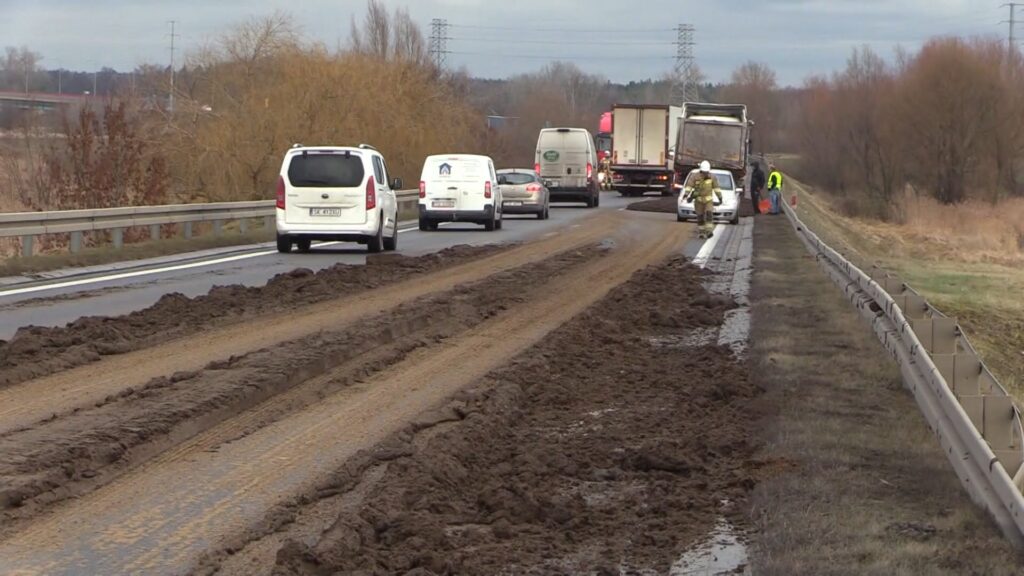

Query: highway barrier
[[782, 197, 1024, 549], [0, 191, 419, 257]]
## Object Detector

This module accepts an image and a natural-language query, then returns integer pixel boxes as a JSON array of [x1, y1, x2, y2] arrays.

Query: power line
[[671, 24, 697, 106], [429, 18, 450, 71], [1002, 3, 1021, 48], [449, 37, 672, 46], [448, 23, 673, 33], [448, 51, 672, 61], [168, 20, 178, 113]]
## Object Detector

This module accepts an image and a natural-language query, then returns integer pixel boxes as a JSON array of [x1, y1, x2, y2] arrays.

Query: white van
[[535, 128, 600, 208], [275, 144, 400, 253], [418, 154, 503, 231]]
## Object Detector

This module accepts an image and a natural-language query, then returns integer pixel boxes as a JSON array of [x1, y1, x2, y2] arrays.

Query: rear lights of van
[[419, 180, 426, 198], [275, 176, 286, 209], [366, 178, 377, 210], [484, 181, 492, 199], [586, 163, 593, 180], [534, 163, 540, 175]]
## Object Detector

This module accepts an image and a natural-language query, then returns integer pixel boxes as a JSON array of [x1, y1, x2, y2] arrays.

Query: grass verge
[[789, 179, 1024, 400], [749, 213, 1021, 574]]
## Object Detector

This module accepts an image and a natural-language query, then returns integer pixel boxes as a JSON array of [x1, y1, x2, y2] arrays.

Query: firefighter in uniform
[[685, 160, 722, 239]]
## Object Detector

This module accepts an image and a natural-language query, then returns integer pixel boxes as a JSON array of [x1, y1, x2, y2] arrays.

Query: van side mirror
[[391, 177, 403, 190]]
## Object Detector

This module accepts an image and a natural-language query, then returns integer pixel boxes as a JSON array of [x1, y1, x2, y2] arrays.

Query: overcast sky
[[0, 0, 1007, 85]]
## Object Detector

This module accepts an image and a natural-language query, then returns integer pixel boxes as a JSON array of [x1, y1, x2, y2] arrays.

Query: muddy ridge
[[0, 246, 597, 524], [224, 256, 763, 575], [0, 244, 503, 389]]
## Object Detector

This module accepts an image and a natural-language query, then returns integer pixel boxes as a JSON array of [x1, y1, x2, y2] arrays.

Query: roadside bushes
[[796, 38, 1024, 220], [166, 11, 482, 201]]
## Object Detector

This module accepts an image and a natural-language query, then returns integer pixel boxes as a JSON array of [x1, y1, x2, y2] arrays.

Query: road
[[0, 194, 642, 339]]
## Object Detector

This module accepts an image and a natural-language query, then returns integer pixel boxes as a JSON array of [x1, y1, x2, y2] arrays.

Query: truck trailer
[[610, 104, 682, 196]]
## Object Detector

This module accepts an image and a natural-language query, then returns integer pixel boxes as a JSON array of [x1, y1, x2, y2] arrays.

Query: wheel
[[495, 215, 503, 230], [585, 195, 595, 208], [367, 219, 384, 253], [594, 193, 600, 207], [677, 215, 685, 223], [536, 208, 545, 220], [730, 215, 740, 225], [418, 218, 431, 232], [383, 217, 398, 251], [544, 206, 550, 219], [484, 212, 496, 231], [295, 238, 312, 253], [276, 234, 292, 253]]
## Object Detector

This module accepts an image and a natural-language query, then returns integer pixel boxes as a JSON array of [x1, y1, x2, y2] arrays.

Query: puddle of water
[[669, 516, 750, 576]]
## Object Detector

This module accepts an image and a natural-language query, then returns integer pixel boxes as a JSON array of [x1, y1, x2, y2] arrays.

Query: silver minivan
[[535, 128, 600, 208]]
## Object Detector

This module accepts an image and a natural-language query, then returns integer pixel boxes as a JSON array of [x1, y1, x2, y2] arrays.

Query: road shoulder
[[747, 213, 1022, 573]]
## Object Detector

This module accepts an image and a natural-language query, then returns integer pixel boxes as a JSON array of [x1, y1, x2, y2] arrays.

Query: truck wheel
[[276, 234, 292, 253]]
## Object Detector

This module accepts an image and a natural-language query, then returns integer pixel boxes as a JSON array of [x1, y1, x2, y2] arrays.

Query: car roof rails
[[357, 143, 378, 151], [291, 143, 304, 149]]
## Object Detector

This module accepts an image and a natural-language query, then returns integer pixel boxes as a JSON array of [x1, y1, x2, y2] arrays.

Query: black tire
[[484, 211, 496, 231], [536, 208, 545, 220], [383, 218, 398, 251], [296, 238, 312, 253], [677, 215, 685, 223], [367, 219, 384, 253], [418, 218, 431, 232], [495, 215, 503, 230], [276, 234, 292, 253], [594, 192, 600, 207], [730, 215, 740, 225], [585, 195, 595, 208]]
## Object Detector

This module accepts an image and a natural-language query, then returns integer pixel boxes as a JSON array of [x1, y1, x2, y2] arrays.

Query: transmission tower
[[1003, 3, 1021, 50], [168, 20, 178, 113], [671, 24, 697, 105], [429, 19, 450, 71]]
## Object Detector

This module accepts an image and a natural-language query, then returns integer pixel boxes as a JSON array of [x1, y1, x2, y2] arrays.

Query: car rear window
[[501, 173, 535, 185], [287, 153, 364, 187]]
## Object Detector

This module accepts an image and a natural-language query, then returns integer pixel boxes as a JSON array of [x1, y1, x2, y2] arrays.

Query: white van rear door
[[284, 151, 367, 226], [422, 157, 491, 212]]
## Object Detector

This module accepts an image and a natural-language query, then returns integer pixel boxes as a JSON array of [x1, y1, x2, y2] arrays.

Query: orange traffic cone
[[790, 194, 798, 207]]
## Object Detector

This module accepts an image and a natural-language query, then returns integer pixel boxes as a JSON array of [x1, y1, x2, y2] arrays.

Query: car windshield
[[501, 173, 535, 185], [287, 154, 364, 187]]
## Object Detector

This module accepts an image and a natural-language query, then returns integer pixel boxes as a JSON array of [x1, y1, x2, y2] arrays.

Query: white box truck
[[610, 104, 682, 196]]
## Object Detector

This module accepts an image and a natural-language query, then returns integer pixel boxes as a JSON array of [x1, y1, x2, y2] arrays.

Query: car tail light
[[419, 180, 426, 198], [275, 176, 285, 209], [526, 183, 541, 193], [484, 181, 492, 199], [366, 178, 377, 210], [534, 163, 540, 175], [586, 163, 593, 180]]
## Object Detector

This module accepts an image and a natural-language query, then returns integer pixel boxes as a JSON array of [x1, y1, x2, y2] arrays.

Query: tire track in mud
[[0, 214, 688, 576], [0, 213, 619, 436]]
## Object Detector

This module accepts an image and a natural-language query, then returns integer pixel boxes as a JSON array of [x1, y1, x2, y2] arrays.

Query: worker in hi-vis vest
[[767, 164, 783, 215]]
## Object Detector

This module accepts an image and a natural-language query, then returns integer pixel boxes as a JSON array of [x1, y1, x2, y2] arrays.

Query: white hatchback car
[[676, 168, 741, 225], [275, 144, 401, 253], [418, 154, 503, 231]]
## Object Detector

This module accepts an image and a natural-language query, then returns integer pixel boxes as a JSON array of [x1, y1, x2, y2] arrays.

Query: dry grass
[[749, 214, 1022, 574], [789, 178, 1024, 399]]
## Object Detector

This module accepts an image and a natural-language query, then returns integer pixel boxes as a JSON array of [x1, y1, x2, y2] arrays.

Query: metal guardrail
[[0, 191, 420, 257], [781, 197, 1024, 549]]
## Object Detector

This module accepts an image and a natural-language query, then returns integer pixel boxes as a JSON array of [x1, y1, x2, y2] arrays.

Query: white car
[[275, 144, 400, 253], [419, 154, 503, 231], [676, 168, 741, 225]]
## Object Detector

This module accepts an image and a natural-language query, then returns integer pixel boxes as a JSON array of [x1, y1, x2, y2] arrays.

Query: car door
[[488, 160, 500, 213], [377, 155, 397, 228], [370, 155, 388, 228]]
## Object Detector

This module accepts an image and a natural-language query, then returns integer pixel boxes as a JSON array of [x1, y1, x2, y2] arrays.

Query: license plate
[[432, 199, 455, 208], [309, 208, 343, 217], [545, 180, 559, 188], [503, 201, 523, 206]]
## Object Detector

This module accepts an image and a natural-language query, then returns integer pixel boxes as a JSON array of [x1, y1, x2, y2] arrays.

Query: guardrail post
[[150, 224, 160, 241], [21, 235, 33, 258], [239, 219, 248, 234], [184, 222, 193, 239], [70, 231, 82, 254], [112, 228, 124, 250], [213, 220, 223, 237]]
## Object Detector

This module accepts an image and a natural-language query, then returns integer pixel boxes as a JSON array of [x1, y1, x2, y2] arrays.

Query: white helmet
[[699, 160, 711, 172]]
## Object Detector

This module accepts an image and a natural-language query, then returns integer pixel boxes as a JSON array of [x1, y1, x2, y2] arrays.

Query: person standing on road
[[685, 160, 722, 239], [750, 161, 766, 215], [767, 164, 783, 215]]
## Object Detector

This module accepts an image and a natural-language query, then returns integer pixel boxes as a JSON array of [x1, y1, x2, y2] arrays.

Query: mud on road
[[203, 256, 761, 575], [0, 246, 604, 524], [0, 245, 501, 388]]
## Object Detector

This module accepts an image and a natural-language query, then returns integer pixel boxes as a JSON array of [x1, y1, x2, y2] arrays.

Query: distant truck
[[673, 102, 750, 192], [610, 104, 682, 196]]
